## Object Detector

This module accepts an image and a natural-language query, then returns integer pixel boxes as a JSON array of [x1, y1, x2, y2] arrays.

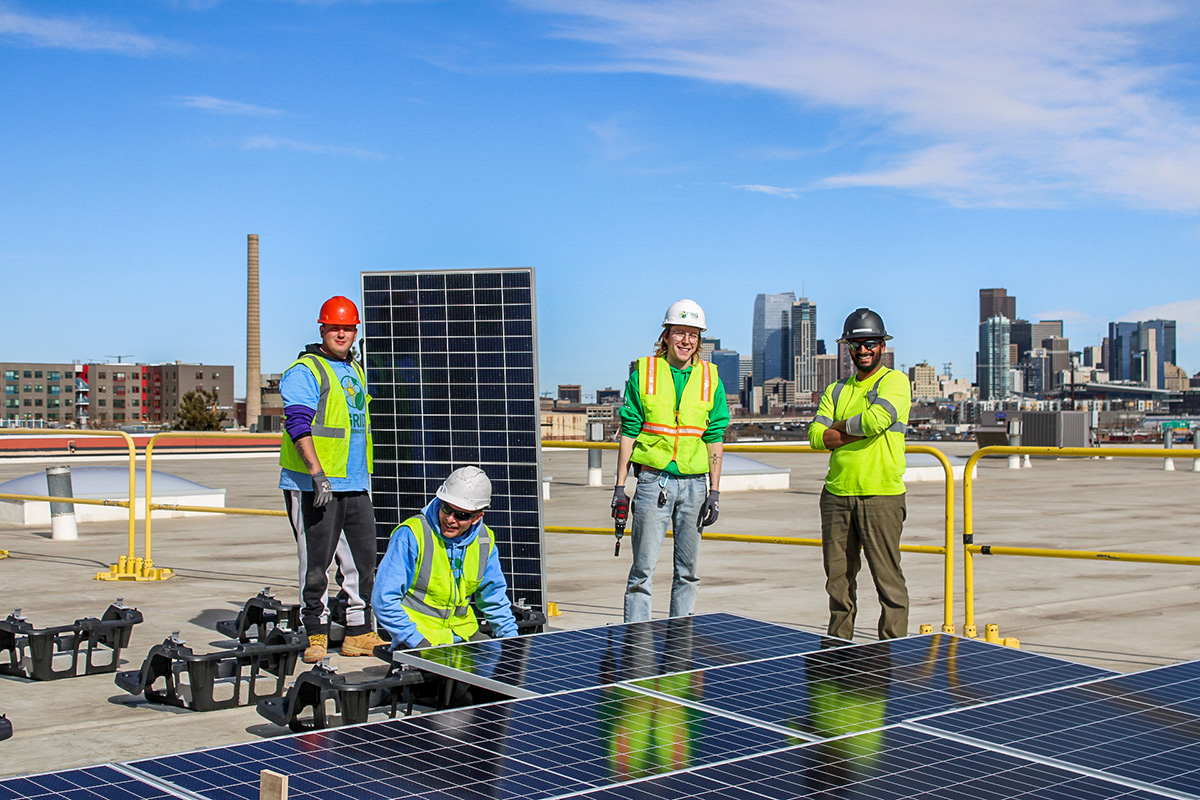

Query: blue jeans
[[623, 469, 707, 622]]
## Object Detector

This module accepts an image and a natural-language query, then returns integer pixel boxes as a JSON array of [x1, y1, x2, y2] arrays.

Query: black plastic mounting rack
[[215, 587, 301, 644], [478, 599, 548, 637], [0, 714, 11, 742], [257, 662, 427, 732], [0, 601, 143, 681], [115, 628, 305, 712]]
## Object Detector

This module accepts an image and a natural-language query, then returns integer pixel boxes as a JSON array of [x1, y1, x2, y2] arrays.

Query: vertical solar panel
[[361, 268, 546, 610]]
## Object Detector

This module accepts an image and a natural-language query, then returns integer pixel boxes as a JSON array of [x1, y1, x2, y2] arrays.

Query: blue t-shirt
[[278, 357, 370, 492]]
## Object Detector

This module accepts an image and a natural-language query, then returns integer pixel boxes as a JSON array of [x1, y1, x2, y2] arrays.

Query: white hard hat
[[436, 466, 492, 511], [662, 299, 706, 332]]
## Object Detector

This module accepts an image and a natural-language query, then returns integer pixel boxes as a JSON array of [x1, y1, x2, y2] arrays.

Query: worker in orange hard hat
[[280, 295, 385, 663]]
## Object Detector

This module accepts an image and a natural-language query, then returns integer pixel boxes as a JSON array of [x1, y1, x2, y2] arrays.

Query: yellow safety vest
[[279, 354, 373, 478], [392, 515, 495, 646], [632, 356, 717, 475]]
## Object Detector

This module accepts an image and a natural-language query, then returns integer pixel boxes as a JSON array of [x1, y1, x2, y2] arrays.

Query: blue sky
[[3, 1, 1200, 399]]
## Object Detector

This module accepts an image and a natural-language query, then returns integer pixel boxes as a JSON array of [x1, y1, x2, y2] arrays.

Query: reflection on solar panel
[[0, 765, 180, 800], [396, 613, 833, 698], [627, 633, 1114, 736], [913, 659, 1200, 798], [568, 726, 1170, 800], [129, 686, 801, 800], [361, 269, 545, 610]]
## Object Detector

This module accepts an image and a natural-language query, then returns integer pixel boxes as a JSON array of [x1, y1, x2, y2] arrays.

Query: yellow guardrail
[[143, 431, 286, 576], [0, 429, 139, 576], [961, 445, 1200, 643], [544, 440, 958, 635]]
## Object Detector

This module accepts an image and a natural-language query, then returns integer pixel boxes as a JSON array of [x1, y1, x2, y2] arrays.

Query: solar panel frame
[[361, 268, 547, 611], [394, 613, 835, 698]]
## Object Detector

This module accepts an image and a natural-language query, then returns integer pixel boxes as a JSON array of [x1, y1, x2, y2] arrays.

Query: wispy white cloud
[[1121, 297, 1200, 340], [0, 6, 182, 54], [512, 0, 1200, 210], [177, 96, 283, 116], [242, 135, 386, 160], [736, 184, 799, 199]]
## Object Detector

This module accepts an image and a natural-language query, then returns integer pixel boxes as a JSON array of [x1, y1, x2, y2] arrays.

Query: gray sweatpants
[[283, 489, 376, 637]]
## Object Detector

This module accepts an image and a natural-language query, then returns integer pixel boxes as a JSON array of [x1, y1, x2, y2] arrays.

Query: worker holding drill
[[612, 299, 728, 623]]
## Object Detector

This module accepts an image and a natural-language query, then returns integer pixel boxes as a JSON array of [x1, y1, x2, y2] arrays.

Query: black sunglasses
[[847, 339, 883, 352], [440, 504, 477, 521]]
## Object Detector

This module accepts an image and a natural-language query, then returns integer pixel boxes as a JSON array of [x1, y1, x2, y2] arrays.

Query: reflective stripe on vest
[[302, 353, 348, 440], [831, 370, 906, 434], [399, 516, 493, 621]]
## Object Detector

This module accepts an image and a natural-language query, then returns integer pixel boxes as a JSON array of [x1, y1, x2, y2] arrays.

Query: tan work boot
[[341, 630, 386, 657], [303, 634, 328, 664]]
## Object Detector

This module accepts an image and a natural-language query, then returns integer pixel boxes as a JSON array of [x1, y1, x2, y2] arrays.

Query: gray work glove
[[311, 471, 333, 508], [610, 485, 629, 521], [697, 490, 720, 528]]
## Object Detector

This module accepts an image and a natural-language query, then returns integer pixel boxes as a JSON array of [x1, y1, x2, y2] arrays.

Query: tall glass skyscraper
[[792, 297, 818, 393], [977, 315, 1011, 401], [1108, 319, 1176, 388], [752, 292, 797, 384]]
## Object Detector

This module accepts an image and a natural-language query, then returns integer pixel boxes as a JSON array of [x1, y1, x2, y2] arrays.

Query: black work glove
[[311, 471, 333, 508], [611, 485, 629, 521], [697, 490, 720, 528]]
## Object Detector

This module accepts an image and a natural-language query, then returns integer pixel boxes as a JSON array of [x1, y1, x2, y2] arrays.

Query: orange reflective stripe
[[641, 422, 677, 435], [700, 361, 712, 403], [676, 426, 705, 437], [646, 357, 658, 396]]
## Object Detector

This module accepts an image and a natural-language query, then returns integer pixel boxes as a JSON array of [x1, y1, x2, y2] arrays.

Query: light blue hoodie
[[373, 497, 519, 648]]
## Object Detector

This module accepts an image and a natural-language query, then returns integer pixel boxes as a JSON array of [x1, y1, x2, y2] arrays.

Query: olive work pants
[[819, 489, 908, 641]]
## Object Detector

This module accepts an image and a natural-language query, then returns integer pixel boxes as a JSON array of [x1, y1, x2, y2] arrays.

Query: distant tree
[[175, 388, 227, 431]]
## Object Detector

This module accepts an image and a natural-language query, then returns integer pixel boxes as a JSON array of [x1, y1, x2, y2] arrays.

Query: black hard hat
[[840, 308, 891, 342]]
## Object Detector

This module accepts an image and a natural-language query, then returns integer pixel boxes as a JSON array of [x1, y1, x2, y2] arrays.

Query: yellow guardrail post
[[0, 429, 139, 578], [542, 438, 958, 635], [142, 431, 284, 580], [962, 444, 1200, 643]]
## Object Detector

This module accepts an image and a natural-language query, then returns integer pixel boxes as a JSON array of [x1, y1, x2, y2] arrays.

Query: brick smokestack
[[246, 234, 261, 429]]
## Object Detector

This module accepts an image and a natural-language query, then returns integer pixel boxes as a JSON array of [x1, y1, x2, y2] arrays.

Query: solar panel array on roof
[[5, 618, 1197, 800], [395, 613, 834, 698], [360, 268, 545, 610]]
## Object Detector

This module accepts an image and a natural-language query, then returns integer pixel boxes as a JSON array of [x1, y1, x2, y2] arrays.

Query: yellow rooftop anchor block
[[918, 624, 933, 634], [984, 623, 1020, 649], [96, 555, 175, 581], [547, 601, 561, 617]]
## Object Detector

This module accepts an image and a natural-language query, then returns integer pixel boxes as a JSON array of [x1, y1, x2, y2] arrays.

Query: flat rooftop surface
[[1, 443, 1198, 776]]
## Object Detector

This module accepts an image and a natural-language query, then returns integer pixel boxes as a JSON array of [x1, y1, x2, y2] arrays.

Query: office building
[[557, 384, 582, 404], [595, 387, 621, 405], [2, 362, 83, 425], [1082, 346, 1102, 368], [710, 349, 741, 398], [977, 316, 1011, 401], [979, 288, 1017, 323], [1042, 335, 1070, 390], [1108, 320, 1176, 388], [699, 337, 720, 363], [909, 362, 939, 400], [813, 354, 839, 395], [752, 292, 797, 383], [791, 297, 818, 395]]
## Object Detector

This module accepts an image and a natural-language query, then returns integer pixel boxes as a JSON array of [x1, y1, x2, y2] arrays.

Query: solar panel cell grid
[[565, 727, 1171, 800], [625, 633, 1114, 737], [0, 766, 180, 800], [130, 686, 799, 800], [914, 659, 1200, 798], [397, 613, 831, 698], [363, 268, 545, 610]]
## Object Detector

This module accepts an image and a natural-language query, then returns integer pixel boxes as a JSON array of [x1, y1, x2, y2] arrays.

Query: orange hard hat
[[317, 296, 360, 325]]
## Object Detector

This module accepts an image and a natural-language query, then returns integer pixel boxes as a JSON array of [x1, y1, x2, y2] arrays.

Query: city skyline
[[2, 3, 1199, 395]]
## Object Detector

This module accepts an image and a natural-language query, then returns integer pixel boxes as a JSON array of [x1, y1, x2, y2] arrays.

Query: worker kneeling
[[373, 466, 519, 649]]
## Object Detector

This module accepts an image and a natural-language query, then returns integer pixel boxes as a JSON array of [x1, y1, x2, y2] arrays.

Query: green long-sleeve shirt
[[808, 366, 910, 496]]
